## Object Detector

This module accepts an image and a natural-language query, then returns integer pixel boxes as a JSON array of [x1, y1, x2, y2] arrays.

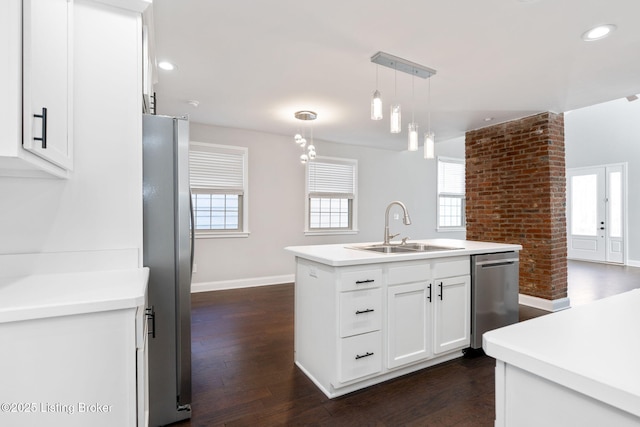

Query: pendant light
[[371, 65, 383, 120], [294, 110, 317, 164], [424, 77, 435, 159], [390, 68, 401, 133], [369, 52, 437, 142], [408, 75, 418, 151]]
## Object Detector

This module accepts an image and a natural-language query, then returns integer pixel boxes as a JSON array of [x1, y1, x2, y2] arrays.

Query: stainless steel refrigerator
[[143, 114, 193, 426]]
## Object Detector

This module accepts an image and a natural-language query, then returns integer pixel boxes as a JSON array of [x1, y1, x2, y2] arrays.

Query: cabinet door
[[434, 275, 470, 354], [387, 281, 432, 369], [22, 0, 73, 170]]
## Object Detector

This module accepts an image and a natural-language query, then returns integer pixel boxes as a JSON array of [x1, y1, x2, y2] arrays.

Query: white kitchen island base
[[485, 289, 640, 427], [287, 239, 521, 398]]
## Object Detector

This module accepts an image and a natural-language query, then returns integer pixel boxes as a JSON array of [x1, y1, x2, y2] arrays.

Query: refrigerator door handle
[[189, 190, 195, 274]]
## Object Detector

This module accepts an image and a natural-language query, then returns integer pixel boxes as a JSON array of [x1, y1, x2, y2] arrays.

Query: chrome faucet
[[383, 201, 412, 245]]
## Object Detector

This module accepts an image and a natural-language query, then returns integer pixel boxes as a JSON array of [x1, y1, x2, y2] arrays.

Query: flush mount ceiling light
[[294, 110, 318, 164], [370, 52, 437, 151], [582, 24, 617, 41], [158, 61, 176, 71]]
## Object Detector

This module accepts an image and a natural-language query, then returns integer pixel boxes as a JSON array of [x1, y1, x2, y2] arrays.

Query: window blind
[[307, 161, 355, 198], [189, 147, 245, 194], [438, 159, 465, 194]]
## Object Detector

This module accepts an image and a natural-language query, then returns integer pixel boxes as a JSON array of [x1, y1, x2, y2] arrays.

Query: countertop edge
[[0, 267, 149, 324]]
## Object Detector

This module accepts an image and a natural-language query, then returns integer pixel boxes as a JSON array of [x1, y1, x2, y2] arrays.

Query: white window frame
[[189, 141, 249, 238], [437, 156, 466, 232], [305, 156, 358, 236]]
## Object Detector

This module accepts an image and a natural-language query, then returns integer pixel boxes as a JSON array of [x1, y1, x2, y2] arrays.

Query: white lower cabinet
[[294, 255, 470, 398], [387, 281, 432, 368], [434, 275, 471, 354]]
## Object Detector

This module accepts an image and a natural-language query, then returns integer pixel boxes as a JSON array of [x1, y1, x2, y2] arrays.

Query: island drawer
[[337, 331, 382, 384], [339, 268, 382, 292], [339, 288, 382, 337]]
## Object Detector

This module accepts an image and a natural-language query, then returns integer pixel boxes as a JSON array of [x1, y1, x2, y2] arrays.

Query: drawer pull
[[355, 351, 374, 360], [355, 308, 374, 315], [355, 279, 375, 284]]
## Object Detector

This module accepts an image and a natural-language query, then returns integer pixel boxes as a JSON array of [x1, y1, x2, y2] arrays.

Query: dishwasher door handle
[[476, 258, 518, 267]]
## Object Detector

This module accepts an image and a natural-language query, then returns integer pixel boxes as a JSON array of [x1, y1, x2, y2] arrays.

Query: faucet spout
[[383, 201, 412, 245]]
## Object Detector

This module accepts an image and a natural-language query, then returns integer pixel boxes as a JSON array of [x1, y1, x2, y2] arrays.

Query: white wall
[[565, 98, 640, 266], [189, 122, 465, 290], [0, 2, 142, 273]]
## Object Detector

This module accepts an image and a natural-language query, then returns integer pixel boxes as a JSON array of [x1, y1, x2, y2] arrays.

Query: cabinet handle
[[355, 351, 374, 360], [355, 279, 375, 284], [146, 306, 156, 338], [427, 283, 432, 302], [438, 282, 443, 300], [33, 107, 48, 149], [355, 308, 374, 315]]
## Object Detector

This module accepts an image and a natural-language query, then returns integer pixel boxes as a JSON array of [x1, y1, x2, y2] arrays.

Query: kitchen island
[[484, 289, 640, 427], [286, 239, 521, 398]]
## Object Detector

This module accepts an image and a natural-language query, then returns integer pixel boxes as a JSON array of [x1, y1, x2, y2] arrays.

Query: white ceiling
[[151, 0, 640, 151]]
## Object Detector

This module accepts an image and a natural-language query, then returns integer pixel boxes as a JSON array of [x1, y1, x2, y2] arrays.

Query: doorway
[[567, 164, 626, 264]]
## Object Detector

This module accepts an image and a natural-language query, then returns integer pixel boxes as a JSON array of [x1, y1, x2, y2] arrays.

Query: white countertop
[[285, 239, 521, 267], [484, 289, 640, 417], [0, 268, 149, 323]]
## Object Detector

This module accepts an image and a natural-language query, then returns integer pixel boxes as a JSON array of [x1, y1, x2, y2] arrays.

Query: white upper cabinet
[[0, 0, 72, 178], [22, 0, 73, 170]]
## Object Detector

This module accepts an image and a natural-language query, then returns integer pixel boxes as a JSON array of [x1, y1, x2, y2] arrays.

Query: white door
[[433, 275, 470, 354], [387, 281, 432, 369], [567, 165, 625, 263]]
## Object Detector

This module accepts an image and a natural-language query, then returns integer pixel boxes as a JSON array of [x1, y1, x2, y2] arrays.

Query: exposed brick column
[[465, 112, 567, 301]]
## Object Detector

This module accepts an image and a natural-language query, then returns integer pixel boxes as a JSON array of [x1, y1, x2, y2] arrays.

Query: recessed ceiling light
[[158, 61, 176, 71], [484, 117, 494, 122], [582, 24, 617, 41]]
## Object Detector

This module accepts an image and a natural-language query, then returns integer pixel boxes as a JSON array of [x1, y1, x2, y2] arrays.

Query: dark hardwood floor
[[174, 260, 640, 426]]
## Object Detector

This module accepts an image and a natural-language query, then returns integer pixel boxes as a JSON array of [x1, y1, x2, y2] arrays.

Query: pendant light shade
[[408, 123, 419, 151], [371, 90, 383, 120], [390, 104, 401, 133], [424, 132, 435, 159]]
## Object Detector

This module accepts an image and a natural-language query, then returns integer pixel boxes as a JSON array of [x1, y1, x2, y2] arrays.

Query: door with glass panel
[[567, 165, 625, 263]]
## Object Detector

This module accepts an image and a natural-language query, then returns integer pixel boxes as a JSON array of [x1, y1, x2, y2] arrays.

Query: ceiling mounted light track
[[370, 51, 437, 79]]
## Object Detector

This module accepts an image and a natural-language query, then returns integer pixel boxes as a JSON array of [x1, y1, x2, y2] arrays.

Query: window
[[306, 157, 358, 235], [437, 157, 465, 230], [189, 142, 248, 238]]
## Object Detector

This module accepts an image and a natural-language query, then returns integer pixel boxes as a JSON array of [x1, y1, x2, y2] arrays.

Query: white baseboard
[[627, 259, 640, 268], [191, 274, 295, 293], [519, 293, 571, 312]]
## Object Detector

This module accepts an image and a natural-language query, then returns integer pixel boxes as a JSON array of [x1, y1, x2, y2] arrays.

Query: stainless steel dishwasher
[[469, 252, 519, 351]]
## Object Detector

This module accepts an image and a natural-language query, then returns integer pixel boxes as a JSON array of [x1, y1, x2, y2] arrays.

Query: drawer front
[[387, 261, 430, 285], [339, 268, 382, 292], [432, 256, 470, 278], [339, 288, 382, 337], [338, 331, 382, 384]]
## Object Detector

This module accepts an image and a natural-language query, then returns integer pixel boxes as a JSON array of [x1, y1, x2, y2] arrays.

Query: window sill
[[304, 229, 359, 237], [436, 227, 466, 233], [195, 231, 250, 239]]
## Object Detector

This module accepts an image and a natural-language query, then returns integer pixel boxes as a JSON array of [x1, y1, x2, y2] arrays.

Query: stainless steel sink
[[348, 243, 463, 254]]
